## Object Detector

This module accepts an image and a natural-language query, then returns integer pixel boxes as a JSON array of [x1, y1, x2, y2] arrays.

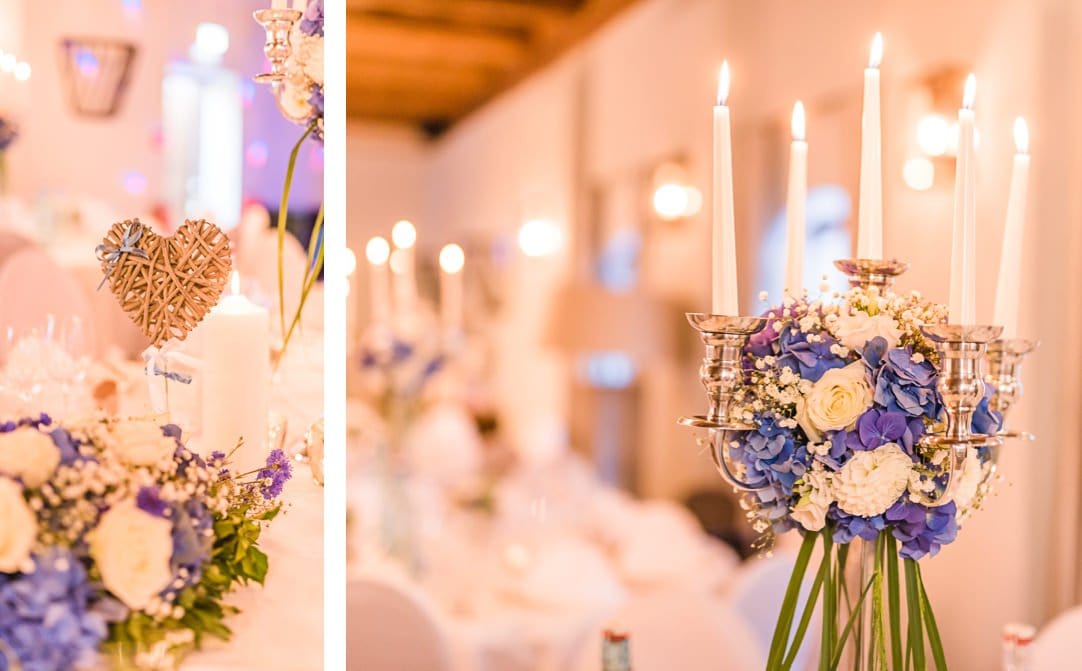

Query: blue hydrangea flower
[[777, 325, 846, 382], [972, 386, 1003, 435], [835, 408, 925, 455], [135, 486, 169, 519], [864, 338, 940, 417], [885, 499, 959, 559], [299, 0, 324, 36], [0, 550, 121, 671], [831, 507, 888, 544], [731, 413, 807, 493], [0, 118, 16, 153]]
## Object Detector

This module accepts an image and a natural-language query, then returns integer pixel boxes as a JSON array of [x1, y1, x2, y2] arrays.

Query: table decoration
[[681, 42, 1036, 670], [252, 0, 324, 359], [0, 413, 291, 671], [0, 114, 16, 193]]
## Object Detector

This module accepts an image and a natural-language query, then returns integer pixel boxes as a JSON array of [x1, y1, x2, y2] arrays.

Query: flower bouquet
[[0, 414, 291, 671], [0, 115, 17, 192], [724, 285, 1001, 669]]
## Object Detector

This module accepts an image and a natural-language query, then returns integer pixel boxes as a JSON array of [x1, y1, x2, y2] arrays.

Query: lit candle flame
[[391, 220, 416, 249], [716, 61, 730, 106], [963, 74, 976, 110], [1014, 117, 1029, 154], [869, 33, 883, 69], [365, 236, 390, 265], [389, 249, 407, 275], [230, 270, 240, 296], [791, 101, 805, 142]]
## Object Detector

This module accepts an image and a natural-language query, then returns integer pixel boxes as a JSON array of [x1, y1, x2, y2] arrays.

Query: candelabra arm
[[834, 258, 909, 290], [986, 338, 1039, 442], [253, 9, 302, 83]]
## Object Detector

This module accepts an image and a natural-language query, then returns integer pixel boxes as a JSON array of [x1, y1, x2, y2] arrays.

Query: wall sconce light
[[518, 218, 563, 258], [651, 161, 701, 221], [906, 67, 979, 191]]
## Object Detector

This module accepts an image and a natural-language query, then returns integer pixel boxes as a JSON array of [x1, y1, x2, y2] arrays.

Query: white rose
[[0, 427, 60, 488], [791, 470, 834, 532], [90, 501, 174, 610], [110, 420, 177, 467], [799, 362, 873, 438], [280, 77, 313, 120], [832, 311, 904, 351], [834, 443, 913, 517], [951, 449, 985, 512], [298, 35, 323, 85], [0, 476, 35, 572]]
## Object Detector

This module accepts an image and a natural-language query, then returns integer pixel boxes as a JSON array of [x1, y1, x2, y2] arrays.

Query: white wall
[[350, 1, 1078, 667]]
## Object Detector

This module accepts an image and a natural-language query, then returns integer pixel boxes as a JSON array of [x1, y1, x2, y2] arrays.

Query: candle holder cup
[[834, 258, 910, 291], [914, 324, 1003, 507], [985, 338, 1039, 441], [678, 313, 769, 491], [253, 8, 302, 83]]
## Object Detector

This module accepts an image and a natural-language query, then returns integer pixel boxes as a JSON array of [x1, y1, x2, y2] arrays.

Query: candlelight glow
[[1014, 117, 1029, 154], [917, 114, 950, 157], [963, 74, 976, 110], [439, 243, 465, 274], [903, 157, 935, 191], [716, 61, 730, 106], [518, 218, 563, 258], [869, 33, 883, 69], [791, 101, 805, 141], [391, 220, 417, 249], [342, 248, 358, 277], [365, 236, 390, 265]]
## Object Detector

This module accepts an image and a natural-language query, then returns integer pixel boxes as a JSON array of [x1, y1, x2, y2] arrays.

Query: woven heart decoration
[[98, 218, 232, 346]]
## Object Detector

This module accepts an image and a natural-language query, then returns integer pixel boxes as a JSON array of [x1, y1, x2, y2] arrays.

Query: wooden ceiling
[[347, 0, 640, 136]]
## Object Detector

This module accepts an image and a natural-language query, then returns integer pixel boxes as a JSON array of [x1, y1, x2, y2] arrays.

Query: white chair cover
[[1031, 605, 1082, 670], [0, 248, 97, 355], [570, 589, 763, 671], [726, 551, 817, 671], [349, 574, 455, 671]]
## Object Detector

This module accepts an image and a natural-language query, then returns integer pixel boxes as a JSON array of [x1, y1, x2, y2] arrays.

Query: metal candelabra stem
[[253, 8, 302, 83], [914, 324, 1004, 507], [834, 258, 910, 290], [678, 313, 769, 492]]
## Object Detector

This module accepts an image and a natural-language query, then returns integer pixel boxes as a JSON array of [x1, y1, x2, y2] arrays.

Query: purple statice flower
[[777, 325, 846, 383], [257, 449, 293, 500], [0, 549, 122, 671], [836, 408, 925, 455], [886, 499, 959, 560], [863, 338, 940, 418], [161, 424, 183, 440], [299, 0, 324, 37], [746, 316, 781, 360], [167, 500, 213, 593], [48, 428, 81, 465], [135, 486, 169, 519], [0, 117, 16, 152], [972, 386, 1003, 436]]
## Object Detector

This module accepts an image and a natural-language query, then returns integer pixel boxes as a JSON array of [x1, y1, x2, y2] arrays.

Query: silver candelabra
[[681, 257, 1037, 505], [252, 8, 310, 124]]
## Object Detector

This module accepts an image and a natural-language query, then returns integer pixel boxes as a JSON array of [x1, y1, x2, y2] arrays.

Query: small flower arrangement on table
[[727, 285, 1002, 667], [0, 414, 291, 671]]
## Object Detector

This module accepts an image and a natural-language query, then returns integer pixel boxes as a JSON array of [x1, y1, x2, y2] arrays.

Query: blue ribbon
[[151, 365, 192, 385], [95, 223, 150, 290]]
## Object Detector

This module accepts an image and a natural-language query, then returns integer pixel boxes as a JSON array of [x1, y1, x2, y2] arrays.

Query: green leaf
[[905, 559, 926, 671], [886, 535, 903, 670], [767, 531, 818, 669], [828, 573, 877, 669], [781, 542, 829, 671], [915, 563, 948, 670], [818, 533, 836, 671]]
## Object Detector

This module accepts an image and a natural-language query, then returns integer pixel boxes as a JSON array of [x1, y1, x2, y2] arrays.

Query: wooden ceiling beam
[[347, 14, 530, 67]]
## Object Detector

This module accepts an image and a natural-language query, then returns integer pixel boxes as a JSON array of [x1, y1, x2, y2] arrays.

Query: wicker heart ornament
[[98, 218, 232, 346]]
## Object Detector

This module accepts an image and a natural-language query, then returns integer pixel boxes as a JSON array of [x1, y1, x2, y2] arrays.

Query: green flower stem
[[276, 121, 317, 345], [915, 562, 948, 670], [829, 573, 877, 669], [818, 533, 836, 671], [767, 532, 817, 669], [905, 559, 926, 671], [781, 547, 829, 671], [280, 201, 324, 355], [886, 535, 903, 670]]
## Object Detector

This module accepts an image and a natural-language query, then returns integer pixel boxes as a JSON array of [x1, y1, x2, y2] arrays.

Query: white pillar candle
[[438, 243, 465, 339], [365, 236, 391, 327], [857, 33, 884, 260], [390, 220, 418, 317], [785, 101, 807, 297], [993, 117, 1030, 337], [949, 75, 978, 324], [712, 61, 739, 315], [201, 271, 271, 474], [292, 0, 307, 10]]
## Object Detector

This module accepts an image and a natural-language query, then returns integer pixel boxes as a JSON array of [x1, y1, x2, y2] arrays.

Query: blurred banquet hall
[[0, 1, 324, 670], [348, 1, 1082, 670]]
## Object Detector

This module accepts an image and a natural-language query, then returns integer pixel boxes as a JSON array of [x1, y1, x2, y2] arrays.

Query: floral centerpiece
[[0, 414, 291, 670], [726, 285, 1001, 669], [0, 115, 17, 192]]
